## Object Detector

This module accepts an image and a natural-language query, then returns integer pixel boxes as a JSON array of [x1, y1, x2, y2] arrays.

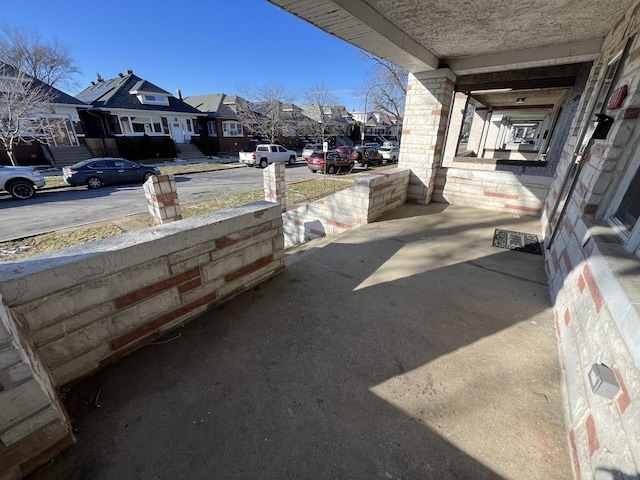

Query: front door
[[171, 121, 185, 144]]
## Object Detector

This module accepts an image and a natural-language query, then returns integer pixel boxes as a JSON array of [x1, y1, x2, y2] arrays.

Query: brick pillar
[[399, 68, 456, 204], [144, 174, 182, 225], [263, 162, 286, 211]]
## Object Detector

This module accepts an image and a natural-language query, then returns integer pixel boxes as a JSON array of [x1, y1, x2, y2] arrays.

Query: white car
[[0, 166, 46, 199], [379, 145, 400, 163], [302, 143, 323, 159]]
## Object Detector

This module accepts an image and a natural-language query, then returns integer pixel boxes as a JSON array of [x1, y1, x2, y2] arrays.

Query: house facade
[[75, 70, 203, 158], [0, 62, 87, 166], [183, 93, 256, 154], [271, 1, 640, 478]]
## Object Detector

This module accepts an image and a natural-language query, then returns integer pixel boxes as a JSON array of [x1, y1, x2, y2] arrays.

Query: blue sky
[[2, 0, 373, 110]]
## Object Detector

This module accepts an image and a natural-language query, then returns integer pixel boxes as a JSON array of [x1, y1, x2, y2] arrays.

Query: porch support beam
[[448, 39, 603, 75]]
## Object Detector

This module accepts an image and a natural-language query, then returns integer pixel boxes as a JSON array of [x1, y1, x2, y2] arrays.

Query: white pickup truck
[[239, 144, 298, 168]]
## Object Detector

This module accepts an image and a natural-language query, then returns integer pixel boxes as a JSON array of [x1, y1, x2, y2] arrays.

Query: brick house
[[271, 0, 640, 477], [183, 93, 255, 154]]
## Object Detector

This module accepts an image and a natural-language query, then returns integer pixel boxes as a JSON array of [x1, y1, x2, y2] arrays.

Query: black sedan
[[63, 158, 161, 189]]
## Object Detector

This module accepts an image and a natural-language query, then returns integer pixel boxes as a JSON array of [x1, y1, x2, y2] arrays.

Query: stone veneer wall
[[543, 3, 640, 478], [399, 69, 455, 204], [0, 301, 73, 480], [0, 201, 285, 479], [433, 166, 552, 216], [282, 168, 410, 248]]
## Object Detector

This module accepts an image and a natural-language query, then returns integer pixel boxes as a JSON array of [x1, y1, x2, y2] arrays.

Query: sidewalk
[[27, 203, 571, 480]]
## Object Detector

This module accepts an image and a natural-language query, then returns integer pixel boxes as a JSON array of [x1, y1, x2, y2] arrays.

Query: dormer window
[[133, 92, 169, 105]]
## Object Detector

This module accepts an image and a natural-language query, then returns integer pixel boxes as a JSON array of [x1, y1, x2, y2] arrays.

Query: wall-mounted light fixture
[[516, 97, 526, 104]]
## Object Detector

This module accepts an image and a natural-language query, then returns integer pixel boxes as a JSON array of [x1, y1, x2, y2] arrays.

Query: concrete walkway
[[28, 203, 572, 480]]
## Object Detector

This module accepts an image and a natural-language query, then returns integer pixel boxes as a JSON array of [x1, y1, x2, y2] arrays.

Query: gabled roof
[[0, 62, 87, 107], [75, 71, 201, 115], [183, 93, 243, 119]]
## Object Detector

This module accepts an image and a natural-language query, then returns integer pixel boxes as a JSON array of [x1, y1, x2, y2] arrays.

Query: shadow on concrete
[[27, 203, 570, 480]]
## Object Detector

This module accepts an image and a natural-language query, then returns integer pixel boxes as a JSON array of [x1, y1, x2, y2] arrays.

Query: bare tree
[[235, 83, 297, 143], [299, 85, 340, 143], [359, 51, 408, 120], [0, 23, 80, 91], [0, 65, 62, 165]]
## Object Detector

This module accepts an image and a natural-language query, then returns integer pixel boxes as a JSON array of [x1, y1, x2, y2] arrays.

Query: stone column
[[144, 174, 182, 225], [399, 68, 456, 204], [263, 162, 286, 211], [442, 92, 468, 165], [467, 108, 490, 156]]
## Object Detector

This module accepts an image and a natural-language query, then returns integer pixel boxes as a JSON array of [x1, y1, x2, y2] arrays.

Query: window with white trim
[[207, 121, 217, 136], [222, 121, 243, 137], [138, 94, 169, 105], [119, 116, 163, 134]]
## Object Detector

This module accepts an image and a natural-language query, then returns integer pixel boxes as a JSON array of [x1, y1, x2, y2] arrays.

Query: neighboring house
[[350, 110, 401, 143], [298, 104, 354, 146], [0, 62, 88, 166], [183, 93, 254, 153], [75, 70, 203, 157]]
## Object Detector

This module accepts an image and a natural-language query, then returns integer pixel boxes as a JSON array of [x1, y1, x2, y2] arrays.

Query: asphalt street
[[0, 163, 321, 242]]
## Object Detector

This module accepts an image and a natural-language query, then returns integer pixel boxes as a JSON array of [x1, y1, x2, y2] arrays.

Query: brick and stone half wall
[[548, 214, 640, 478], [282, 168, 410, 248], [433, 167, 551, 217], [0, 202, 285, 388], [0, 300, 73, 480]]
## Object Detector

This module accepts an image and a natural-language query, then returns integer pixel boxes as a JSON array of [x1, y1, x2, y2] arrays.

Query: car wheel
[[87, 177, 103, 189], [7, 181, 35, 200], [289, 156, 296, 165], [260, 159, 268, 168], [143, 171, 155, 182], [392, 156, 397, 163], [328, 165, 336, 174]]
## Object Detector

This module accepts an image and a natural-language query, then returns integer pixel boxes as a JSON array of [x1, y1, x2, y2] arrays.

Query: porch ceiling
[[268, 0, 635, 74]]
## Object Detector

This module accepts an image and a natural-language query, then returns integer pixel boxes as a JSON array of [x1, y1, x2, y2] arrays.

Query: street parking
[[0, 162, 391, 242]]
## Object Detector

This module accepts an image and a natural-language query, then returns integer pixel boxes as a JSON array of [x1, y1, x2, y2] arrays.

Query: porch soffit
[[268, 0, 635, 75]]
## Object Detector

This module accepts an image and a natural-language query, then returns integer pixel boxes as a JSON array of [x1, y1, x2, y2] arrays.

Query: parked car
[[378, 142, 400, 163], [353, 146, 383, 167], [307, 150, 354, 174], [62, 158, 160, 189], [302, 143, 323, 159], [239, 144, 297, 168], [364, 142, 381, 149], [0, 166, 46, 199], [334, 145, 360, 160]]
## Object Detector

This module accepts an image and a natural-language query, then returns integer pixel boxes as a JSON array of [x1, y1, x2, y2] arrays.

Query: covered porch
[[26, 203, 570, 480]]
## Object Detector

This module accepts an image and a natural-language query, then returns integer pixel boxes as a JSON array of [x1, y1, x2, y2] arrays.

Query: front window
[[125, 116, 163, 134], [222, 121, 243, 137], [186, 119, 193, 132], [207, 121, 217, 136]]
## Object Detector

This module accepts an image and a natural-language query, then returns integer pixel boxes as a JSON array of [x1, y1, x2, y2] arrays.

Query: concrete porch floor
[[27, 203, 572, 480]]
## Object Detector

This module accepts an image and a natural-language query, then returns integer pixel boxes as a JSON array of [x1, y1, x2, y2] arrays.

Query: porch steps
[[176, 143, 205, 160], [47, 145, 92, 168]]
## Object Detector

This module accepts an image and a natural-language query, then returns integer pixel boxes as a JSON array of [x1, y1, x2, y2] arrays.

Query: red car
[[307, 151, 354, 174], [334, 145, 359, 160]]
